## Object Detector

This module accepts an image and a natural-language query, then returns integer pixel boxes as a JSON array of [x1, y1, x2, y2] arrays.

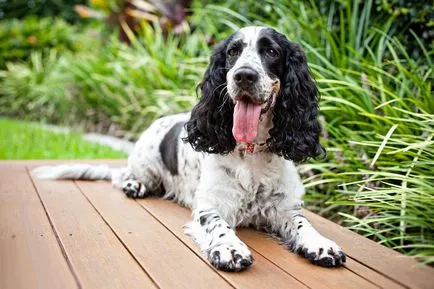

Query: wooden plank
[[1, 160, 126, 166], [304, 210, 434, 289], [343, 256, 405, 289], [75, 180, 233, 289], [30, 172, 156, 289], [137, 198, 309, 289], [239, 229, 404, 289], [13, 160, 433, 288], [0, 164, 77, 289]]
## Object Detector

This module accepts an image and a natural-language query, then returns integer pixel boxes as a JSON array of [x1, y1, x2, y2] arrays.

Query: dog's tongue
[[232, 100, 262, 143]]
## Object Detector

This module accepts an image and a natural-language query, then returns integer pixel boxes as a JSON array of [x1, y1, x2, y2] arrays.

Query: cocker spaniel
[[34, 26, 346, 272]]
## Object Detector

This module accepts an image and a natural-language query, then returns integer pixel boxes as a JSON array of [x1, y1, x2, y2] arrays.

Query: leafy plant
[[65, 24, 208, 136], [300, 33, 433, 264], [0, 51, 78, 124], [0, 23, 209, 137], [375, 0, 433, 56], [0, 16, 98, 68], [75, 0, 192, 43], [0, 0, 86, 22]]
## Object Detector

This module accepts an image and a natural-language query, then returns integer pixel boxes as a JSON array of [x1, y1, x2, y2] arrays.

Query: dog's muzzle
[[233, 67, 259, 91]]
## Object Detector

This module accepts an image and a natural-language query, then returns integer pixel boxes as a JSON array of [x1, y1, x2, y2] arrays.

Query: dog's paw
[[296, 237, 346, 267], [122, 180, 147, 199], [208, 243, 253, 272]]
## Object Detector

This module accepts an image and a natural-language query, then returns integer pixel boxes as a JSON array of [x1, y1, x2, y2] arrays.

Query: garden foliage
[[0, 16, 91, 68]]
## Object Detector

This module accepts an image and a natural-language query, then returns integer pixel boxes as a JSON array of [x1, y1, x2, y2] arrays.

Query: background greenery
[[0, 0, 433, 264], [0, 118, 126, 159]]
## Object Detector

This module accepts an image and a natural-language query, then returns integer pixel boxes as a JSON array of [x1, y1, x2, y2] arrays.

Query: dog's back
[[33, 112, 202, 207]]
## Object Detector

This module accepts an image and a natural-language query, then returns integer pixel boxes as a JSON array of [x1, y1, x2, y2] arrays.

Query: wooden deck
[[1, 160, 433, 289]]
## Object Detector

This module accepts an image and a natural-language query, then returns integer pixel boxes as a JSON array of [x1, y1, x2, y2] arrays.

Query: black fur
[[159, 122, 185, 175], [184, 28, 325, 162], [184, 35, 236, 154], [265, 29, 325, 162]]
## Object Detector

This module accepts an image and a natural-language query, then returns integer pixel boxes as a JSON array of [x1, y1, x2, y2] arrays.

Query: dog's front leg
[[279, 210, 346, 267], [185, 207, 253, 272]]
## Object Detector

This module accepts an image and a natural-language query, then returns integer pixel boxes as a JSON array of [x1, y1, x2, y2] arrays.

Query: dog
[[33, 26, 346, 272]]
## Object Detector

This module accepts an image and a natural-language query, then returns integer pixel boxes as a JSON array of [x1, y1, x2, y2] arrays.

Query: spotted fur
[[33, 26, 345, 271]]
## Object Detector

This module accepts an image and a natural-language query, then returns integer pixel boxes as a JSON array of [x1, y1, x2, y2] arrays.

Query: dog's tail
[[32, 164, 119, 181]]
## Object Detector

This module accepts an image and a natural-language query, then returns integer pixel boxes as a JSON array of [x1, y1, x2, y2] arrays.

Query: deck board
[[304, 210, 434, 289], [76, 180, 232, 289], [1, 160, 433, 289], [238, 230, 390, 289], [0, 164, 78, 289], [31, 174, 156, 289], [138, 198, 309, 289]]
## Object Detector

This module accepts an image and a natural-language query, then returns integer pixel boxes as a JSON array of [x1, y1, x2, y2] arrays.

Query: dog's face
[[225, 27, 282, 143], [226, 27, 281, 108], [184, 26, 325, 162]]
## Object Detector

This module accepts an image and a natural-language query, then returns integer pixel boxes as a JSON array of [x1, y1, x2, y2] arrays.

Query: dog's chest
[[226, 153, 285, 220], [231, 152, 281, 191], [238, 180, 285, 220]]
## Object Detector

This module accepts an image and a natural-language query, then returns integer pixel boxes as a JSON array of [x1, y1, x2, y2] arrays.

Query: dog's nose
[[234, 67, 259, 89]]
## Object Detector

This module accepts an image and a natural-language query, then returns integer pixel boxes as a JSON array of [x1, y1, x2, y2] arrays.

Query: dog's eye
[[227, 47, 240, 57], [265, 48, 278, 57]]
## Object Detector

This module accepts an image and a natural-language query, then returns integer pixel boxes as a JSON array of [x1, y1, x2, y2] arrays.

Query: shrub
[[0, 51, 80, 125], [65, 24, 209, 137], [196, 0, 433, 59], [0, 23, 209, 137], [0, 16, 97, 68], [374, 0, 433, 56], [0, 0, 86, 22]]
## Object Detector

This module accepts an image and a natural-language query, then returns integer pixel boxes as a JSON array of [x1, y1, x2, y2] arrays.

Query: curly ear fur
[[184, 36, 236, 154], [267, 39, 325, 162]]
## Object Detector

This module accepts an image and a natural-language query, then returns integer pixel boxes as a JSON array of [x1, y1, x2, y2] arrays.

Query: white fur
[[226, 27, 277, 105], [33, 164, 113, 180], [32, 26, 345, 271]]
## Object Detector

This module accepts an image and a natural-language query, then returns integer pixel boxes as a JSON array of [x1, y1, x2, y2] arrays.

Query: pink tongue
[[232, 100, 262, 143]]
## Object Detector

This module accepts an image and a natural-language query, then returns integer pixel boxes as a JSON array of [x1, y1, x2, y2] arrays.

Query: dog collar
[[237, 142, 267, 154], [246, 143, 255, 153]]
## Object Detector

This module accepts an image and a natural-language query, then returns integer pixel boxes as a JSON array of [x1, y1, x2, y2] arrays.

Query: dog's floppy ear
[[184, 36, 236, 154], [268, 38, 325, 162]]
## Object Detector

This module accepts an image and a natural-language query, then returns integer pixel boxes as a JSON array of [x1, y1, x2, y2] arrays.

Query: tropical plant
[[75, 0, 192, 43]]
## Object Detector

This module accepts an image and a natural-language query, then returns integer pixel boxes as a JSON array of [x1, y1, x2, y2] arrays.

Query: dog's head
[[184, 26, 325, 162]]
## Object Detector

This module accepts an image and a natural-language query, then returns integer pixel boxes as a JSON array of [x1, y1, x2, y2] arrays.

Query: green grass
[[0, 118, 127, 159]]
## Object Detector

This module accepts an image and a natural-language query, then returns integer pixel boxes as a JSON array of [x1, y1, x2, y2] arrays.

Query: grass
[[0, 118, 127, 159]]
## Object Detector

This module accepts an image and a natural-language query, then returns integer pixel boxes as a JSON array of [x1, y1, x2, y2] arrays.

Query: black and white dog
[[34, 26, 346, 272]]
